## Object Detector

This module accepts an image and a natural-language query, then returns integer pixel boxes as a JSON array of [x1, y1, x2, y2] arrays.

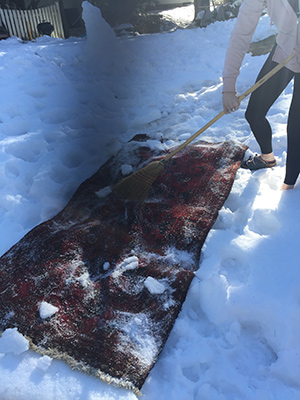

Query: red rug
[[0, 140, 246, 394]]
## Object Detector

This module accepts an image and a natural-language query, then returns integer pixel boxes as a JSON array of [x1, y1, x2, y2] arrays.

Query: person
[[222, 0, 300, 190]]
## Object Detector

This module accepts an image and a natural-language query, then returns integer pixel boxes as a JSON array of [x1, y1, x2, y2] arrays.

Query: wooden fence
[[0, 2, 65, 41]]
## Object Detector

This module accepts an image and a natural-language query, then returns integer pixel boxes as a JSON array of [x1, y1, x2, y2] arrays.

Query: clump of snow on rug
[[1, 2, 300, 400]]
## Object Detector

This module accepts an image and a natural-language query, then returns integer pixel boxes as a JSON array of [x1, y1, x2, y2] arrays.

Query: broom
[[112, 52, 296, 203]]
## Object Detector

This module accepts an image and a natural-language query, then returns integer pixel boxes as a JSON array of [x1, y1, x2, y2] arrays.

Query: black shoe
[[241, 155, 276, 170]]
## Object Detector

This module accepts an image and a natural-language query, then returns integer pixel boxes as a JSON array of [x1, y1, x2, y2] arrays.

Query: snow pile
[[112, 256, 139, 278], [144, 277, 166, 295], [0, 2, 299, 400], [0, 328, 29, 355], [39, 301, 59, 319], [36, 355, 53, 371], [82, 1, 120, 72], [121, 164, 133, 175]]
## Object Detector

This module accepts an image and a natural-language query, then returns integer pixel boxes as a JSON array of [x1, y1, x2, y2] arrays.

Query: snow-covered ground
[[1, 3, 300, 400], [153, 3, 195, 28]]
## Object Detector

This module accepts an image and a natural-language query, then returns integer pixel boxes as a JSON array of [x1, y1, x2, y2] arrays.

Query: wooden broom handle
[[163, 51, 296, 163]]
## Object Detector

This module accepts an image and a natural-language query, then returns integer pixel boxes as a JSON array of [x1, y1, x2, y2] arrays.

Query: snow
[[144, 277, 166, 295], [0, 2, 299, 399], [0, 328, 29, 355], [121, 163, 133, 175], [112, 256, 139, 278], [96, 186, 112, 198], [103, 261, 110, 271], [39, 301, 59, 319], [120, 314, 159, 368], [36, 355, 53, 371]]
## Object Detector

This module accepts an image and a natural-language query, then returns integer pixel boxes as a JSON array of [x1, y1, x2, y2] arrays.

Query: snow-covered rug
[[0, 139, 246, 395]]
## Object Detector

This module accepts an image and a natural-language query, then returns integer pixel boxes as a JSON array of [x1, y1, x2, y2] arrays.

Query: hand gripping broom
[[112, 52, 296, 203]]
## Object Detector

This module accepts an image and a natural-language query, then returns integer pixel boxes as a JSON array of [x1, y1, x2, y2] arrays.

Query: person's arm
[[222, 0, 266, 113]]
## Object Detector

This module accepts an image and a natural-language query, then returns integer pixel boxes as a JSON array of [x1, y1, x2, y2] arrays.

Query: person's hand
[[222, 92, 240, 114]]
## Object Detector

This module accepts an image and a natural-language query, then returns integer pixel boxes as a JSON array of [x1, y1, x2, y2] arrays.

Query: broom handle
[[163, 51, 296, 163]]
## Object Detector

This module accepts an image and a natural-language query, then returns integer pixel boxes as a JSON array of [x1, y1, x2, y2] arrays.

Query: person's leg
[[245, 49, 294, 159], [284, 73, 300, 187]]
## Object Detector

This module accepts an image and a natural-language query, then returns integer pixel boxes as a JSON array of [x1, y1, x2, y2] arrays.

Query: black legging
[[245, 46, 300, 185]]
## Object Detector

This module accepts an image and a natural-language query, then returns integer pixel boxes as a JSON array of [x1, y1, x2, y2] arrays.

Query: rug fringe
[[27, 337, 142, 396]]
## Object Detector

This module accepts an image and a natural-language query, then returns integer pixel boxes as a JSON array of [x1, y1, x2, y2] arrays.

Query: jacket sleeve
[[222, 0, 266, 92]]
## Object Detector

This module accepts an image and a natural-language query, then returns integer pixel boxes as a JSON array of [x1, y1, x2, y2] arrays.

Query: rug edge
[[0, 330, 142, 396]]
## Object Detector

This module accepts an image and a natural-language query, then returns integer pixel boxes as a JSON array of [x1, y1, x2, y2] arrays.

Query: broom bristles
[[112, 160, 165, 202]]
